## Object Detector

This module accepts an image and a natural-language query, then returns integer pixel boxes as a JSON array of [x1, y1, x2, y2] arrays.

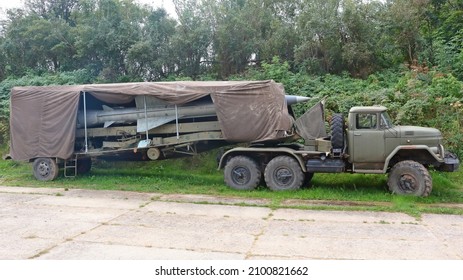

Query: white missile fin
[[102, 105, 114, 111], [137, 116, 177, 132], [104, 121, 115, 128]]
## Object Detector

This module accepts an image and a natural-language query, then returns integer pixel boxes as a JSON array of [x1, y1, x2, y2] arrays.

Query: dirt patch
[[158, 193, 271, 206], [281, 199, 392, 208]]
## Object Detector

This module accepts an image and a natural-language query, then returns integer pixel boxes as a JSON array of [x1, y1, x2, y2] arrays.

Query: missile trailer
[[8, 80, 459, 196], [8, 80, 300, 177]]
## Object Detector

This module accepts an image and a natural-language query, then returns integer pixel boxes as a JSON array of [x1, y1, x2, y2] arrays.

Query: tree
[[385, 0, 430, 66], [25, 0, 79, 24], [171, 0, 212, 78], [202, 0, 259, 77], [295, 0, 343, 74], [340, 0, 386, 77], [1, 2, 79, 76], [432, 0, 463, 79], [1, 12, 76, 74], [127, 8, 177, 80], [73, 0, 144, 81], [256, 0, 302, 68], [0, 36, 5, 81]]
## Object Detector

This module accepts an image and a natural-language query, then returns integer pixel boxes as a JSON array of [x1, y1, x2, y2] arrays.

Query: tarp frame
[[83, 92, 89, 153]]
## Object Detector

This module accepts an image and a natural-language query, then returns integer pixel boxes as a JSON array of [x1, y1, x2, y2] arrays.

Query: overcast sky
[[0, 0, 176, 19]]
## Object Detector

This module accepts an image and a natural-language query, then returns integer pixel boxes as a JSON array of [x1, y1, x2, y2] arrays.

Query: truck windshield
[[380, 112, 394, 129]]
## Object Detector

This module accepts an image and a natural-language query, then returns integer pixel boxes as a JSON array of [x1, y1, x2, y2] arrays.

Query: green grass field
[[1, 151, 462, 217]]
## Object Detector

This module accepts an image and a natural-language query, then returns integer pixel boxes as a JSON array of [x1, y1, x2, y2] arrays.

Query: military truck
[[218, 104, 459, 197], [7, 80, 458, 196]]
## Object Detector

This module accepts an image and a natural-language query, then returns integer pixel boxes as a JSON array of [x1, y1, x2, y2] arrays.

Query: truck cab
[[346, 106, 450, 173]]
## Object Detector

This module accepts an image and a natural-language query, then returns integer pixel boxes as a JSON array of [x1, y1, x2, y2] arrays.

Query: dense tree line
[[0, 0, 462, 155], [0, 0, 462, 82]]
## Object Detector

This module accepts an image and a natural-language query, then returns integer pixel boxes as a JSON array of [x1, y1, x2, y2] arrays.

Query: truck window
[[356, 113, 377, 129], [380, 112, 394, 129]]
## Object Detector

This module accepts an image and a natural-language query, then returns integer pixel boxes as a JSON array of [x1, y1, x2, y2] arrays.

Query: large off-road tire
[[33, 157, 59, 181], [330, 114, 345, 150], [264, 156, 304, 191], [387, 160, 432, 197], [224, 156, 261, 190]]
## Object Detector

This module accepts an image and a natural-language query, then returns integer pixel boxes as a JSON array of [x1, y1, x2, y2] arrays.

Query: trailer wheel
[[330, 114, 345, 150], [264, 156, 304, 191], [224, 156, 261, 190], [33, 157, 59, 181], [387, 160, 432, 197]]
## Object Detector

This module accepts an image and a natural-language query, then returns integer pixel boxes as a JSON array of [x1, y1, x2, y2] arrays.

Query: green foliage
[[434, 32, 463, 80], [385, 71, 463, 156], [261, 57, 293, 84], [171, 0, 212, 78], [1, 0, 462, 81]]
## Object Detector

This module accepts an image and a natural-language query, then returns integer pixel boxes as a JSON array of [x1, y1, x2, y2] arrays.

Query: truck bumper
[[438, 152, 460, 172]]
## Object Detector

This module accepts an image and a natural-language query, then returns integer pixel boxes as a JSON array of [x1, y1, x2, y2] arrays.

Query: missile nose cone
[[285, 95, 310, 105]]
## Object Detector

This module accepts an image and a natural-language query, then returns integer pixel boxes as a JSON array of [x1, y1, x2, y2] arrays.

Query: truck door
[[350, 113, 385, 165]]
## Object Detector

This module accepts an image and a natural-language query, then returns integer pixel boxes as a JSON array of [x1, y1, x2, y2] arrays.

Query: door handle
[[354, 133, 362, 136]]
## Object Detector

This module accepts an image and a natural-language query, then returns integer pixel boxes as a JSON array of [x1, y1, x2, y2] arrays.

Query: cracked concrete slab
[[37, 241, 244, 260], [0, 186, 461, 260]]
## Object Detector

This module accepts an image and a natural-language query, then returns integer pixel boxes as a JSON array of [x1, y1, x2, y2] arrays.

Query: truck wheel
[[387, 161, 432, 197], [33, 157, 59, 181], [264, 156, 304, 191], [224, 156, 261, 190], [330, 114, 345, 150]]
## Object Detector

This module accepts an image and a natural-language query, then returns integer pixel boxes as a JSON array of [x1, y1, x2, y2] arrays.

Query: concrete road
[[0, 186, 462, 260]]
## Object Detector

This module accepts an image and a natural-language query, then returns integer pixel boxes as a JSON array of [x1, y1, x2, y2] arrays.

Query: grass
[[1, 151, 462, 217]]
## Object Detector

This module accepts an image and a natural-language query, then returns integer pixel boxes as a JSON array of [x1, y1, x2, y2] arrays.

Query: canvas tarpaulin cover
[[9, 80, 293, 161], [294, 100, 328, 142]]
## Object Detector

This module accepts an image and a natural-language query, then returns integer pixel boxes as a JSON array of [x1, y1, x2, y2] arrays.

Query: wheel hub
[[232, 166, 250, 185], [37, 161, 50, 177], [274, 167, 293, 186], [398, 174, 417, 193]]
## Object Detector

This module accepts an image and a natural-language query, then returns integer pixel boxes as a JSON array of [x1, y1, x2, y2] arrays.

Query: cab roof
[[349, 106, 387, 113]]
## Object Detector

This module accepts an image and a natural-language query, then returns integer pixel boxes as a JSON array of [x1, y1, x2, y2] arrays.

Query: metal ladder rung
[[64, 157, 77, 178]]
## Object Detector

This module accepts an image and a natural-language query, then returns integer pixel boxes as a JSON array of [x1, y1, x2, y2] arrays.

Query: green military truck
[[219, 105, 459, 197]]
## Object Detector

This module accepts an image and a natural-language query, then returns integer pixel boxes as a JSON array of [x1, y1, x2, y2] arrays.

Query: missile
[[77, 99, 216, 133], [285, 95, 310, 105], [77, 95, 309, 132]]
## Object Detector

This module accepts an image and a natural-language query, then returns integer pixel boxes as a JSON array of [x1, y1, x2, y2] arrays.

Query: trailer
[[9, 80, 310, 179]]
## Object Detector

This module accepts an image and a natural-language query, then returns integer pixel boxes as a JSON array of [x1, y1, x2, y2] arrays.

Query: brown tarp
[[294, 100, 328, 142], [10, 80, 293, 161]]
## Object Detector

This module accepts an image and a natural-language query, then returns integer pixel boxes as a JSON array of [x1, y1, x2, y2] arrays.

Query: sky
[[0, 0, 177, 19]]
